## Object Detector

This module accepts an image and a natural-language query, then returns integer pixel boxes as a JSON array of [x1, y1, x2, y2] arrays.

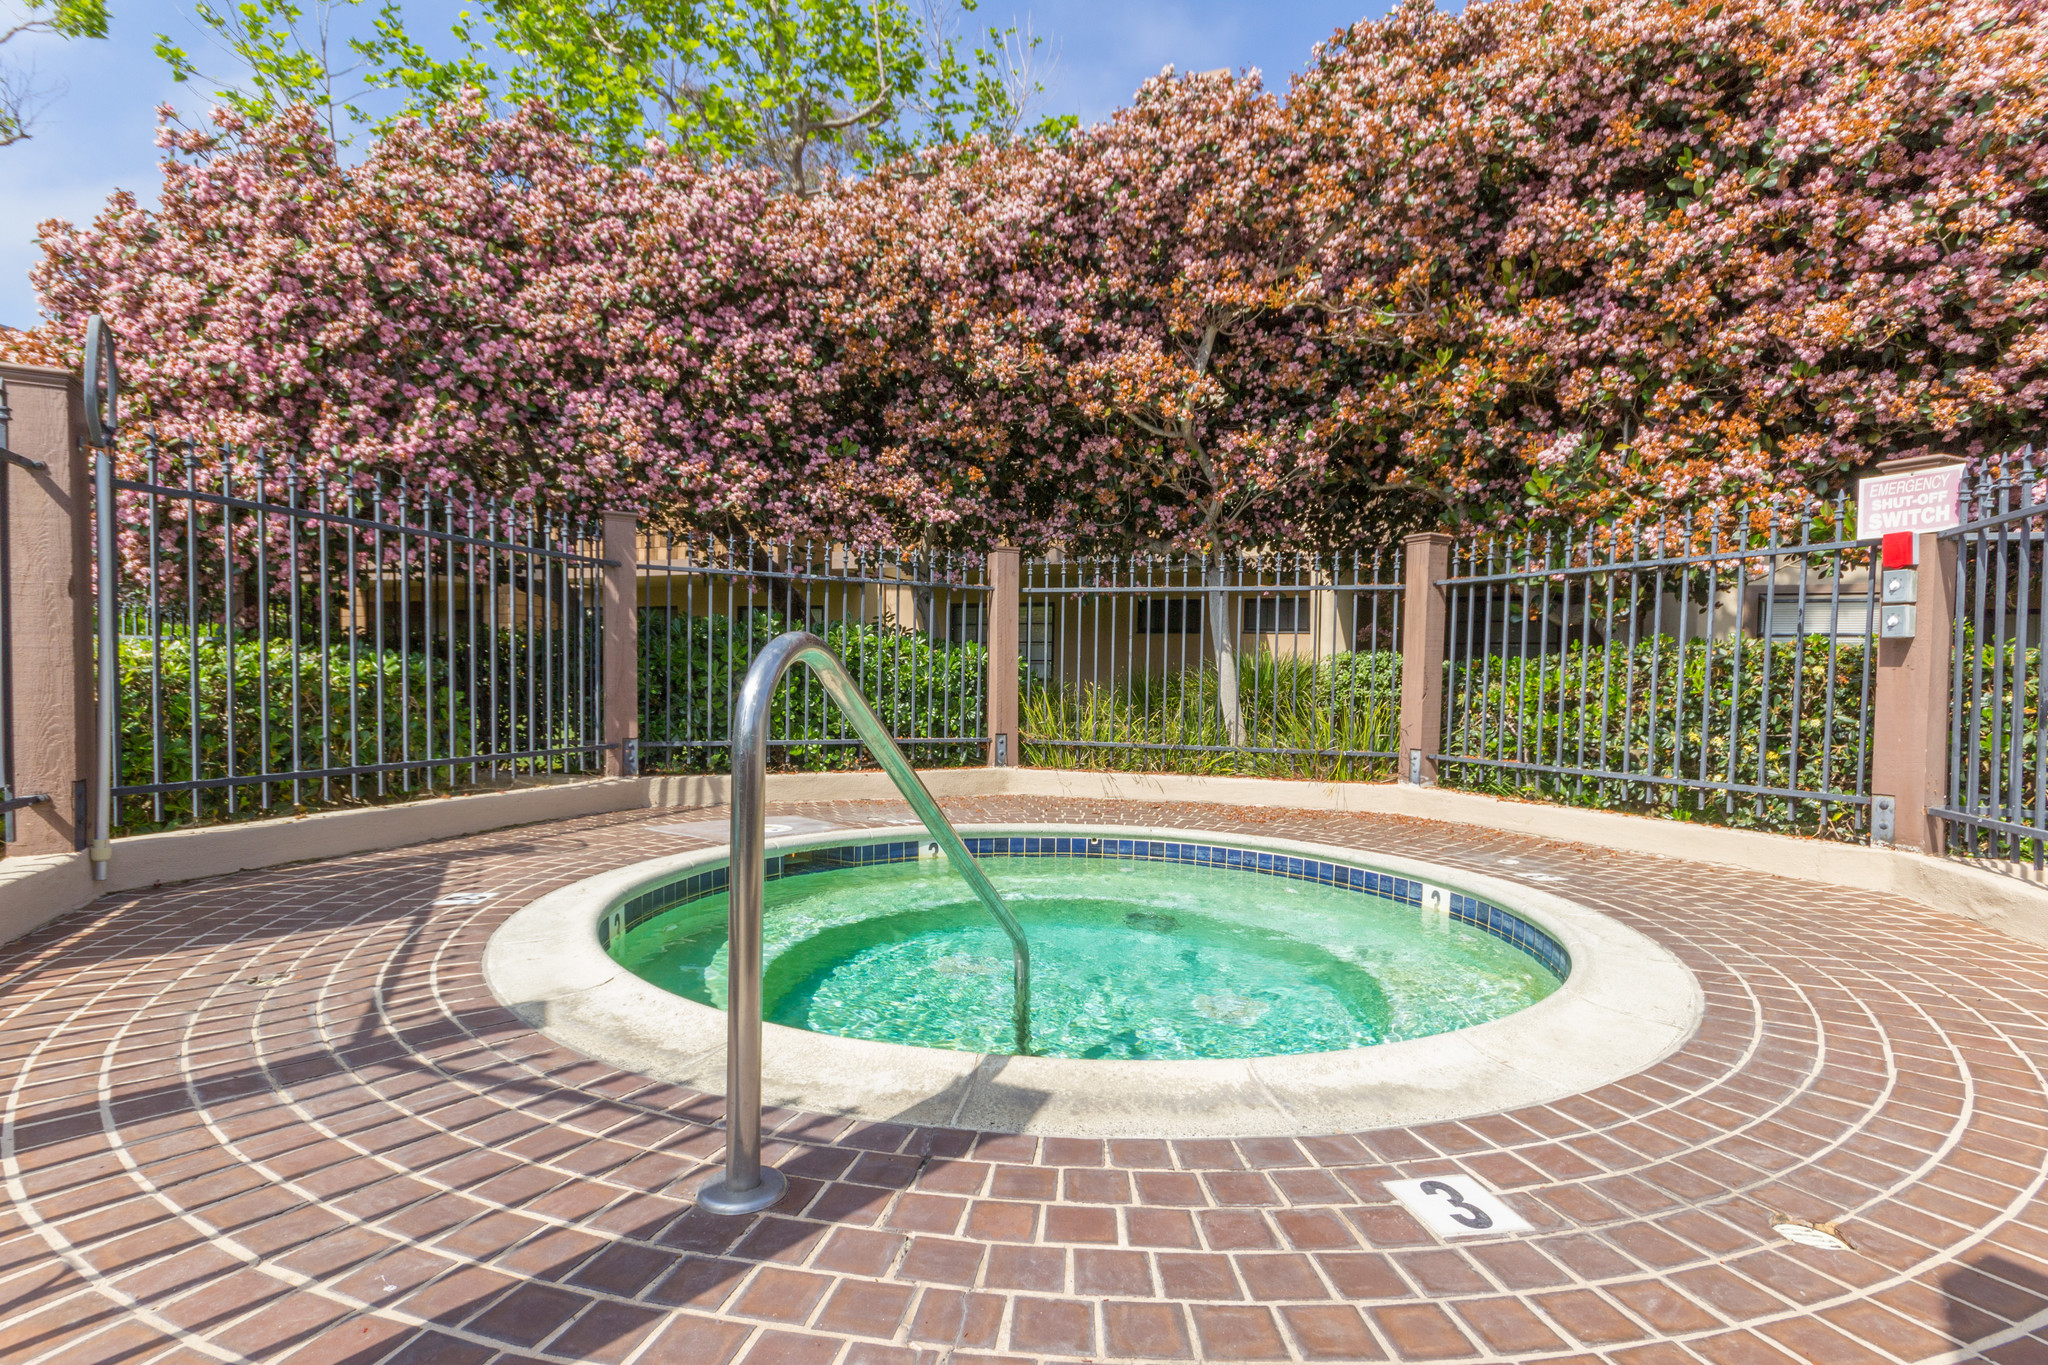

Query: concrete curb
[[993, 770, 2048, 947], [0, 851, 94, 951]]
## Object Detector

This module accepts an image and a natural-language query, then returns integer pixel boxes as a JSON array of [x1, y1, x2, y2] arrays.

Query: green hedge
[[1948, 638, 2046, 856], [639, 612, 989, 771], [116, 611, 992, 831], [139, 612, 2042, 846], [113, 624, 614, 831], [1021, 650, 1401, 781], [1440, 635, 1875, 836], [114, 635, 480, 829]]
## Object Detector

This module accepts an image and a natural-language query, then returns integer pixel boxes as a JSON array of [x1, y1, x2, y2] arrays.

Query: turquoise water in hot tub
[[607, 852, 1561, 1060]]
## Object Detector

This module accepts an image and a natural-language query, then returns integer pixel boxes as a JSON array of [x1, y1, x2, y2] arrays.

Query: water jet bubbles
[[1192, 993, 1272, 1026], [1125, 910, 1180, 932]]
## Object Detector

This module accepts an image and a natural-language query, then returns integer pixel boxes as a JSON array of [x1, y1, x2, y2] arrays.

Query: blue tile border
[[604, 842, 926, 945], [603, 833, 1570, 981]]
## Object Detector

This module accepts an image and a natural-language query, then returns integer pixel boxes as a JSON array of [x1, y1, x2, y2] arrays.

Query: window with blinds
[[952, 601, 1055, 678], [1761, 595, 1873, 639], [1242, 596, 1310, 633], [1136, 598, 1200, 633], [1023, 603, 1053, 678]]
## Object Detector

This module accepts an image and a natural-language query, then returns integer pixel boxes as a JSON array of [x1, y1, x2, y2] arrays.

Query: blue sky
[[0, 0, 1390, 328]]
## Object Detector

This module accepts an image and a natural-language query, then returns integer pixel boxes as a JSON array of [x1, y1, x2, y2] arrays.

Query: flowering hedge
[[17, 0, 2048, 550], [1289, 0, 2048, 531]]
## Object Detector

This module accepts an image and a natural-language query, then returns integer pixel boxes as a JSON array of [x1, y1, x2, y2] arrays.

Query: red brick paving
[[3, 794, 2048, 1362]]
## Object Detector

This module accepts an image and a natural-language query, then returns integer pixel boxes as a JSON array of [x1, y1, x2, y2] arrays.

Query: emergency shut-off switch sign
[[1855, 465, 1964, 539], [1857, 464, 1963, 639]]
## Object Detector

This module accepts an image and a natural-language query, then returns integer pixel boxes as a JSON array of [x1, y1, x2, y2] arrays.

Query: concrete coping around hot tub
[[482, 823, 1704, 1138]]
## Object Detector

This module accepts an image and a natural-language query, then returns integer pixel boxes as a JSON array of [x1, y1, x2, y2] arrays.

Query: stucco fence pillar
[[0, 363, 92, 857]]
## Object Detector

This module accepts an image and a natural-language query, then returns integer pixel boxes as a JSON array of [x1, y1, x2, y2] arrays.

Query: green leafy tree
[[155, 0, 495, 144], [2, 0, 108, 147], [905, 3, 1061, 147], [154, 0, 1064, 181], [486, 0, 1066, 182]]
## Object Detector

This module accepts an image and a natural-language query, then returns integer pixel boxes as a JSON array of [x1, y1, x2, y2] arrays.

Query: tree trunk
[[747, 546, 810, 628], [1205, 564, 1244, 748]]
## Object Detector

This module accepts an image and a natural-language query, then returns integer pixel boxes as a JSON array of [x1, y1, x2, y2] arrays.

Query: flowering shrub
[[830, 71, 1356, 552], [17, 0, 2048, 549], [1289, 0, 2048, 530], [36, 103, 614, 500]]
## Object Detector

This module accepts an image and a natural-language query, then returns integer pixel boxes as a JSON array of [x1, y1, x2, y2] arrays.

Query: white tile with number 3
[[1384, 1175, 1533, 1238]]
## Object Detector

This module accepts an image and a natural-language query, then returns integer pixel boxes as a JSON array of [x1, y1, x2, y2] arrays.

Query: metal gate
[[1434, 506, 1878, 838], [1019, 550, 1403, 780], [1937, 454, 2048, 862], [97, 437, 613, 833]]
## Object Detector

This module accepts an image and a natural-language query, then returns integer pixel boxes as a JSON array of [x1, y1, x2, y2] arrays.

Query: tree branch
[[786, 0, 894, 188], [1351, 476, 1460, 505], [802, 90, 890, 133], [0, 19, 58, 46]]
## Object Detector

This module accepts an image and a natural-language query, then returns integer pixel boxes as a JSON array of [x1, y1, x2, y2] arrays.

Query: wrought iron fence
[[1436, 502, 1879, 837], [1940, 452, 2048, 862], [99, 439, 612, 832], [637, 536, 990, 771], [1018, 550, 1404, 780]]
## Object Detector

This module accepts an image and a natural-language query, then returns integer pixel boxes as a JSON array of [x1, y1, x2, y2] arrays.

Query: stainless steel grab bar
[[696, 631, 1032, 1216]]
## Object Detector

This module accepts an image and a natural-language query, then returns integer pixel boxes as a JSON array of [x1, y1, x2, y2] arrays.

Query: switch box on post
[[1880, 604, 1918, 639], [1881, 568, 1918, 604]]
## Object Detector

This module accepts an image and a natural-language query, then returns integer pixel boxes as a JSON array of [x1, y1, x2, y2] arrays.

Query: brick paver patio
[[3, 795, 2046, 1364]]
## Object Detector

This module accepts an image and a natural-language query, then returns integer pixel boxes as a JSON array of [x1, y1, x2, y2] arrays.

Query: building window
[[1137, 598, 1200, 634], [1243, 596, 1309, 634], [948, 602, 985, 645], [1024, 602, 1053, 679]]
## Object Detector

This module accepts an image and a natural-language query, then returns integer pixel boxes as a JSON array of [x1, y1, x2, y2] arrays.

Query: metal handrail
[[696, 631, 1031, 1216]]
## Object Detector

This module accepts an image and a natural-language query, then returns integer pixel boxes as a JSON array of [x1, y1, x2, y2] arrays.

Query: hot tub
[[483, 823, 1700, 1137]]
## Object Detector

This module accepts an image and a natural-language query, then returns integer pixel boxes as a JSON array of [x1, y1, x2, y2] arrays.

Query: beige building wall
[[630, 544, 985, 641]]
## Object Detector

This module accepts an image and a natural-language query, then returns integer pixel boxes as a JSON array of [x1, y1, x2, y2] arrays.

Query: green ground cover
[[1021, 651, 1401, 782]]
